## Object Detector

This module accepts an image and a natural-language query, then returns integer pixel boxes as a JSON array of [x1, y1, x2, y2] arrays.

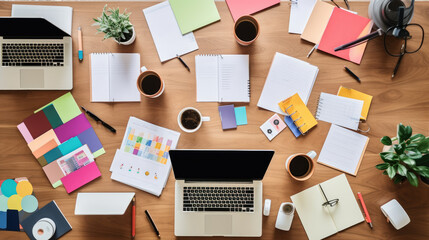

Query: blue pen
[[78, 26, 83, 61]]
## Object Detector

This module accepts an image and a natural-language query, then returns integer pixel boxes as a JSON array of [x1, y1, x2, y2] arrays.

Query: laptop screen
[[170, 150, 274, 181], [0, 18, 69, 39]]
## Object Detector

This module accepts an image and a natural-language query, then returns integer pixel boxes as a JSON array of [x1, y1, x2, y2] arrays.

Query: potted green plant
[[376, 123, 429, 187], [93, 5, 135, 45]]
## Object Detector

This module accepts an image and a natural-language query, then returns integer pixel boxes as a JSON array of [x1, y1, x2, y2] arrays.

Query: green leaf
[[383, 170, 388, 175], [407, 150, 422, 160], [410, 134, 425, 142], [376, 163, 390, 170], [402, 157, 416, 166], [387, 165, 396, 179], [417, 138, 429, 152], [415, 154, 429, 166], [393, 144, 404, 154], [405, 125, 412, 139], [398, 123, 406, 142], [381, 136, 392, 145], [413, 166, 429, 178], [397, 164, 408, 176], [406, 171, 418, 187], [393, 175, 405, 184]]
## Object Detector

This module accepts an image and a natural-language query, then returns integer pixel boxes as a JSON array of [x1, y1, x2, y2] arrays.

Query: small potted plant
[[376, 123, 429, 187], [93, 5, 136, 45]]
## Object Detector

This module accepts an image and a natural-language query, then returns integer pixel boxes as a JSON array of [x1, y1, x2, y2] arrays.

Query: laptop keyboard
[[183, 186, 254, 212], [2, 43, 64, 67]]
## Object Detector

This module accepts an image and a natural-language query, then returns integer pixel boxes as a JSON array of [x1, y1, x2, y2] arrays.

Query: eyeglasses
[[319, 184, 339, 207]]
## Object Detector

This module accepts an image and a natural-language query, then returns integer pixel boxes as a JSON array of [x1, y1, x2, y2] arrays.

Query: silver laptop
[[0, 18, 72, 90], [170, 149, 274, 237]]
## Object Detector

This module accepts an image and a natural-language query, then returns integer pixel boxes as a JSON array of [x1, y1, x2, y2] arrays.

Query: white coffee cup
[[177, 107, 210, 133]]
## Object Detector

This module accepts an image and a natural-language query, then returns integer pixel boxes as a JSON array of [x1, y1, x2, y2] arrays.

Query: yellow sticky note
[[338, 86, 373, 120]]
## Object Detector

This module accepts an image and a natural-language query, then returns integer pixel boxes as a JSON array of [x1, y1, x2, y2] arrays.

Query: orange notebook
[[317, 8, 373, 64], [278, 93, 317, 135]]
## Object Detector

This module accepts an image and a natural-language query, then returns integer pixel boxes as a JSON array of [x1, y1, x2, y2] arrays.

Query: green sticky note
[[169, 0, 221, 34], [234, 106, 247, 125], [52, 180, 62, 188], [35, 92, 81, 124], [42, 104, 63, 129], [93, 148, 106, 158]]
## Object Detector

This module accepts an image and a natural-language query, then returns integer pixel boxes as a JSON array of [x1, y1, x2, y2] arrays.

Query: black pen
[[344, 66, 360, 83], [176, 54, 190, 72], [145, 210, 160, 238], [81, 106, 116, 133], [392, 44, 405, 78], [344, 0, 350, 10], [331, 0, 340, 8]]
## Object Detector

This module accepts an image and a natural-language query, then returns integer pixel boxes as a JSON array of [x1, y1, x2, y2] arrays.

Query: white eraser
[[264, 199, 271, 216], [380, 199, 410, 230]]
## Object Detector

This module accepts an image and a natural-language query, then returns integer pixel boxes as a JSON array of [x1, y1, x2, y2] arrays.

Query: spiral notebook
[[90, 53, 141, 102], [315, 92, 363, 131], [196, 54, 250, 102], [278, 93, 317, 136]]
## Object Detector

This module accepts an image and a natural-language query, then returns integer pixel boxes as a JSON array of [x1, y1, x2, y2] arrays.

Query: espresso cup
[[234, 15, 260, 46], [285, 151, 317, 181], [137, 66, 165, 98], [177, 107, 210, 133]]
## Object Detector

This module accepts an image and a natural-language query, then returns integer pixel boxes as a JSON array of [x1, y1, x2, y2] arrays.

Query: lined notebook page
[[316, 92, 363, 130], [90, 53, 140, 102], [196, 55, 219, 102], [323, 174, 365, 231], [219, 55, 249, 102], [318, 125, 369, 175]]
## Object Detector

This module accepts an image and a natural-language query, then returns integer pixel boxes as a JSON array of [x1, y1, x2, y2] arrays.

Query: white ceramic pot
[[115, 26, 136, 45]]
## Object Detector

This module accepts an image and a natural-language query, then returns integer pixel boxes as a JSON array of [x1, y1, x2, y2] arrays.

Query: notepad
[[289, 0, 317, 34], [257, 52, 319, 115], [143, 1, 198, 62], [318, 125, 369, 176], [12, 5, 73, 36], [315, 92, 363, 130], [218, 105, 237, 130], [90, 53, 141, 102], [301, 1, 335, 44], [318, 7, 373, 64], [337, 86, 373, 121], [169, 0, 221, 34], [196, 54, 250, 102], [291, 174, 364, 240], [278, 93, 317, 136], [226, 0, 280, 22]]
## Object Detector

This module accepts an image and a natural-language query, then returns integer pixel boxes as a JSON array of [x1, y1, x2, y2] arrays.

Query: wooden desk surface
[[1, 1, 429, 240]]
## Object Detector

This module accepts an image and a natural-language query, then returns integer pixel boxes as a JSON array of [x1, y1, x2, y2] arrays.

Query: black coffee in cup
[[235, 21, 257, 42], [181, 109, 201, 130], [141, 75, 161, 95], [289, 156, 310, 177]]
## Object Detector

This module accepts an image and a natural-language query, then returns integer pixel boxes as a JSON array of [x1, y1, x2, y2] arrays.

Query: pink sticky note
[[54, 113, 91, 143], [61, 162, 101, 194], [226, 0, 280, 22], [17, 122, 34, 143]]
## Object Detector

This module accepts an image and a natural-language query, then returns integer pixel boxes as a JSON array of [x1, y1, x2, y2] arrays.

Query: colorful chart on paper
[[120, 117, 180, 165]]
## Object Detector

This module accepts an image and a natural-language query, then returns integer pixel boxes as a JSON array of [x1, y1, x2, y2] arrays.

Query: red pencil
[[357, 192, 373, 229], [132, 197, 136, 239]]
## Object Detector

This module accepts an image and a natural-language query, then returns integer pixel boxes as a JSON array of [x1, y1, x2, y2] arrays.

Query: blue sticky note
[[218, 105, 237, 130], [77, 127, 103, 154], [234, 107, 247, 126], [284, 116, 302, 137], [44, 147, 63, 164], [58, 137, 82, 156], [0, 211, 6, 229]]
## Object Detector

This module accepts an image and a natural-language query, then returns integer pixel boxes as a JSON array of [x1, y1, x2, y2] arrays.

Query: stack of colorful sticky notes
[[218, 105, 248, 130], [0, 178, 38, 232], [17, 92, 104, 193]]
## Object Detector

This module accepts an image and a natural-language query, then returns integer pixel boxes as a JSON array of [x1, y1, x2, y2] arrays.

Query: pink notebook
[[317, 8, 373, 64], [226, 0, 280, 22], [61, 162, 101, 193]]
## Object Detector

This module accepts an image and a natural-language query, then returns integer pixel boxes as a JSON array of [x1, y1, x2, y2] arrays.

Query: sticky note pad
[[58, 137, 82, 156], [234, 106, 247, 125], [77, 128, 104, 157], [218, 105, 237, 130], [17, 123, 33, 144], [61, 162, 101, 194], [23, 111, 52, 139], [42, 104, 63, 129], [44, 147, 63, 164], [36, 92, 81, 124]]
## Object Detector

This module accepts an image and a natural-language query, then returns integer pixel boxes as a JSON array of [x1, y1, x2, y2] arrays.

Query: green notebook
[[169, 0, 221, 34]]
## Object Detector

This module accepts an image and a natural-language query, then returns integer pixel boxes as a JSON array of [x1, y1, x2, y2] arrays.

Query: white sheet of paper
[[289, 0, 318, 34], [12, 4, 73, 36], [143, 1, 198, 62], [196, 55, 219, 101], [257, 52, 319, 115], [75, 192, 135, 215], [318, 125, 368, 175]]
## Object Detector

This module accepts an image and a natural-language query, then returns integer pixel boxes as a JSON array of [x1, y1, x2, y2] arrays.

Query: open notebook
[[315, 92, 363, 130], [291, 174, 364, 240], [196, 54, 250, 102], [90, 53, 141, 102], [257, 52, 319, 115]]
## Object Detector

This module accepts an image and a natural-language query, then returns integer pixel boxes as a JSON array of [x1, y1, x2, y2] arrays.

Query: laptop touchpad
[[204, 215, 232, 235], [20, 69, 44, 88]]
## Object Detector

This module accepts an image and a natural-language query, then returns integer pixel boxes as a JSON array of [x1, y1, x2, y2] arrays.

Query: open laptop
[[170, 149, 274, 237], [0, 18, 72, 90]]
